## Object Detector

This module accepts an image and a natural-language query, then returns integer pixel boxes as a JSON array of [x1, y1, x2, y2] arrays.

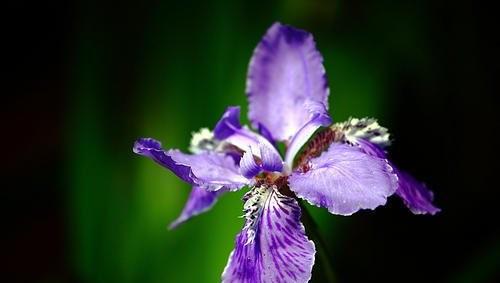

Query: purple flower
[[133, 22, 440, 282]]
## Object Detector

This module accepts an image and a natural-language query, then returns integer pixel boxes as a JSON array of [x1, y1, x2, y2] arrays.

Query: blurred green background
[[4, 0, 498, 282]]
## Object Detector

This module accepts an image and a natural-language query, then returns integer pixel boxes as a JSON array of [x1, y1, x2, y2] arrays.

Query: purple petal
[[168, 150, 249, 191], [222, 187, 315, 283], [133, 138, 248, 191], [351, 139, 440, 215], [288, 143, 398, 215], [133, 138, 192, 183], [214, 106, 243, 140], [213, 107, 263, 155], [240, 149, 261, 178], [354, 138, 387, 158], [247, 22, 330, 142], [169, 186, 224, 229], [395, 169, 440, 215], [285, 112, 332, 168], [239, 142, 283, 178], [214, 106, 284, 169], [256, 123, 276, 146], [259, 142, 283, 172]]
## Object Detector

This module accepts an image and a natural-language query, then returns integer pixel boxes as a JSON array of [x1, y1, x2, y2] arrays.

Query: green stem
[[299, 201, 337, 283]]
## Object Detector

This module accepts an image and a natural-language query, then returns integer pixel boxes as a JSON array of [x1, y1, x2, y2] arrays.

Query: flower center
[[295, 127, 343, 172], [254, 173, 295, 198]]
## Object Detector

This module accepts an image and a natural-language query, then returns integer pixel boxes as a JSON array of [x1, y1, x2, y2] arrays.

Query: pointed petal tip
[[214, 106, 242, 140], [410, 206, 441, 215], [168, 187, 224, 230], [406, 198, 441, 215], [395, 170, 441, 216], [133, 137, 162, 155], [167, 220, 181, 230], [134, 141, 248, 191]]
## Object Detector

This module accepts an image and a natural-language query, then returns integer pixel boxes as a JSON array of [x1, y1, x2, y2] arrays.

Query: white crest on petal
[[334, 117, 391, 148], [189, 128, 220, 154], [241, 185, 273, 245]]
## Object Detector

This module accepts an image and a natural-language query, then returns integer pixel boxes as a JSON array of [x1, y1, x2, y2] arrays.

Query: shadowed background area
[[3, 0, 498, 282]]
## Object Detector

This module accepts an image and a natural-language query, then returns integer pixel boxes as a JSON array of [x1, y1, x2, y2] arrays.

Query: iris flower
[[133, 22, 439, 283]]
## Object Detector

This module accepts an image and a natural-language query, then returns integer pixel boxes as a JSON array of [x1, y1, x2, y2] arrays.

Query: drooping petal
[[246, 22, 330, 142], [395, 169, 440, 215], [285, 112, 332, 168], [353, 138, 387, 158], [288, 143, 398, 215], [222, 186, 316, 283], [133, 138, 248, 191], [214, 106, 284, 168], [168, 150, 249, 191], [350, 139, 440, 215], [169, 186, 225, 229], [133, 138, 192, 183]]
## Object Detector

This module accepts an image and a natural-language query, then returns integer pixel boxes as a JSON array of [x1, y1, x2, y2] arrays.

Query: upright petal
[[133, 138, 248, 191], [288, 143, 398, 215], [222, 186, 316, 283], [395, 170, 441, 215], [240, 149, 261, 178], [259, 142, 283, 173], [214, 106, 283, 167], [285, 112, 332, 168], [247, 22, 330, 142], [169, 186, 225, 229], [214, 106, 261, 153], [214, 106, 243, 140], [239, 142, 283, 178]]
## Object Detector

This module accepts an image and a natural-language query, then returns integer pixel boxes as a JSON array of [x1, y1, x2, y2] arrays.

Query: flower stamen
[[295, 127, 343, 171]]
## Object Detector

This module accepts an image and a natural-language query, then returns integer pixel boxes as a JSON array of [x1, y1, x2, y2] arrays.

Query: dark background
[[3, 0, 498, 282]]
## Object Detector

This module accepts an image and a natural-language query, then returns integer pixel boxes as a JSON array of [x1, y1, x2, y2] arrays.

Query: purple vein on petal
[[133, 137, 248, 191], [222, 187, 315, 283], [289, 143, 398, 215], [246, 22, 330, 142]]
